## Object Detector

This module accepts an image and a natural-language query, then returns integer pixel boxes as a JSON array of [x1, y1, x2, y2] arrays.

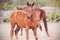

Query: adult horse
[[16, 2, 49, 37]]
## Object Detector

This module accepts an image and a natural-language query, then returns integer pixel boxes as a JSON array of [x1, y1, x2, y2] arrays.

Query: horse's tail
[[41, 9, 49, 37], [41, 10, 47, 31]]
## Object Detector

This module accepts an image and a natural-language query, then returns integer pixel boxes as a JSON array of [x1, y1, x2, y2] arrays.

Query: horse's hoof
[[36, 38, 38, 40]]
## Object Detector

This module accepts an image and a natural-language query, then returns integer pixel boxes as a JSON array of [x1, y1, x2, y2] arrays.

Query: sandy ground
[[0, 22, 60, 40]]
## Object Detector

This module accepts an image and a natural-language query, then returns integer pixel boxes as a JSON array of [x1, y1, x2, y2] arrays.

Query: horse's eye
[[27, 16, 31, 19]]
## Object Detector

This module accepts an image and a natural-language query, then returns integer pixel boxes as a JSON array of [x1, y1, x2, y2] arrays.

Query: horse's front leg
[[10, 23, 15, 40], [32, 28, 38, 40], [25, 27, 29, 40]]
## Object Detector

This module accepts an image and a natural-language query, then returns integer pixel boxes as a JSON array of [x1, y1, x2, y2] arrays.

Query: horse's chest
[[30, 22, 38, 28]]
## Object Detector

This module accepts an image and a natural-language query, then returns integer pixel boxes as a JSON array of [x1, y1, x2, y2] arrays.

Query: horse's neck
[[26, 6, 34, 11]]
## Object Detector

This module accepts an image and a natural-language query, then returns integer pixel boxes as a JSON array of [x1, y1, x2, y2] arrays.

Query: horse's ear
[[32, 2, 35, 6], [27, 2, 29, 6]]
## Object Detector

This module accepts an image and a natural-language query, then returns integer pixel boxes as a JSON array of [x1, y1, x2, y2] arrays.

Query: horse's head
[[26, 2, 35, 11]]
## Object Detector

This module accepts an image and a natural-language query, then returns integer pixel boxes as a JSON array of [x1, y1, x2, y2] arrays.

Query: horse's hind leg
[[38, 23, 42, 31], [32, 28, 38, 40], [15, 24, 20, 40], [10, 23, 15, 40], [39, 24, 42, 31]]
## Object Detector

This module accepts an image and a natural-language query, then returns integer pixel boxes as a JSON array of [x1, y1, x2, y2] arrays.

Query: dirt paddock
[[0, 22, 60, 40]]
